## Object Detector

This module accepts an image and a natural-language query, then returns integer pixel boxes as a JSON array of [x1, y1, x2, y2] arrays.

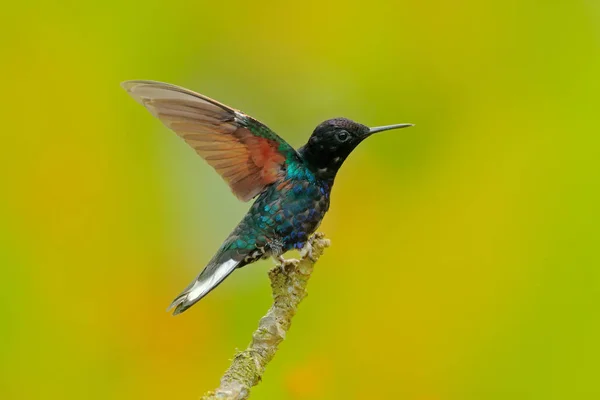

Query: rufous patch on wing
[[123, 81, 296, 202], [239, 131, 286, 183]]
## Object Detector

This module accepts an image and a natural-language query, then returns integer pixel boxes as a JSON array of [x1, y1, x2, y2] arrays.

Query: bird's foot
[[299, 240, 316, 261], [300, 232, 329, 261], [275, 255, 300, 272]]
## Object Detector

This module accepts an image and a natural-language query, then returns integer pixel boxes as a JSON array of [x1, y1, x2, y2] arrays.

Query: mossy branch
[[202, 233, 330, 400]]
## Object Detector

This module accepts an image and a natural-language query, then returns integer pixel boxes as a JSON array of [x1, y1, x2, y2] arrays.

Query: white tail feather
[[168, 259, 239, 315]]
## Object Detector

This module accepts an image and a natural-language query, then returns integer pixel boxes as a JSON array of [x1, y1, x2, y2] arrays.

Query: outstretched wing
[[122, 80, 300, 201]]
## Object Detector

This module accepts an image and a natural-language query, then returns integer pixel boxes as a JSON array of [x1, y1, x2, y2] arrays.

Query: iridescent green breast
[[228, 164, 330, 255]]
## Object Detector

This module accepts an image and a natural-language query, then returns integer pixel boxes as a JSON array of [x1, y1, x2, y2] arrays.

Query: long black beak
[[368, 123, 414, 135]]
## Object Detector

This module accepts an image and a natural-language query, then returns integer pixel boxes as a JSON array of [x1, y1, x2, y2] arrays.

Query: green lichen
[[202, 233, 330, 400]]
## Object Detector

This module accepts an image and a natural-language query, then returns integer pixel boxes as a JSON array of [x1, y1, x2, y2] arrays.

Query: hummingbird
[[122, 80, 413, 315]]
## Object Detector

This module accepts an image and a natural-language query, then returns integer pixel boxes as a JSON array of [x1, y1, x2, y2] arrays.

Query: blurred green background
[[2, 1, 599, 399]]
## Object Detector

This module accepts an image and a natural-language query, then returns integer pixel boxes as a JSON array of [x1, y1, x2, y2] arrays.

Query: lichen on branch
[[202, 233, 330, 400]]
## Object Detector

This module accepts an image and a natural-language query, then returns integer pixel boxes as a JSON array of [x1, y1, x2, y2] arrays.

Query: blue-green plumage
[[121, 80, 412, 315], [232, 171, 330, 255]]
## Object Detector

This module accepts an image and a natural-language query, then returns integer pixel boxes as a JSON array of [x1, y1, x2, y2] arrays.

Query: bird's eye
[[335, 131, 350, 142]]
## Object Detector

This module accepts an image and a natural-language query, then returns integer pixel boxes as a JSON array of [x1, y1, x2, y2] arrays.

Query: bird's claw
[[299, 240, 316, 261], [277, 255, 300, 272], [301, 232, 327, 261], [272, 232, 327, 272]]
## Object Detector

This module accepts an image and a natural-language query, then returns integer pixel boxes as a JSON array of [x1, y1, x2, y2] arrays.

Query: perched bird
[[122, 80, 413, 315]]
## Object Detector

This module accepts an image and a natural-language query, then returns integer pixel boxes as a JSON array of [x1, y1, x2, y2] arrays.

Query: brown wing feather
[[122, 80, 297, 201]]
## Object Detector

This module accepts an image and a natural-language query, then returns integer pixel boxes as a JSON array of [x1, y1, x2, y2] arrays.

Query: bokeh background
[[2, 1, 599, 399]]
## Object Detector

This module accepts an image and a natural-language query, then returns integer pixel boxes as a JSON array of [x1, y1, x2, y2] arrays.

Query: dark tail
[[167, 251, 243, 316]]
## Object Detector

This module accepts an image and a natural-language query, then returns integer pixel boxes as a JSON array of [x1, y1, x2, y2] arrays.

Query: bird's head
[[298, 118, 413, 181]]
